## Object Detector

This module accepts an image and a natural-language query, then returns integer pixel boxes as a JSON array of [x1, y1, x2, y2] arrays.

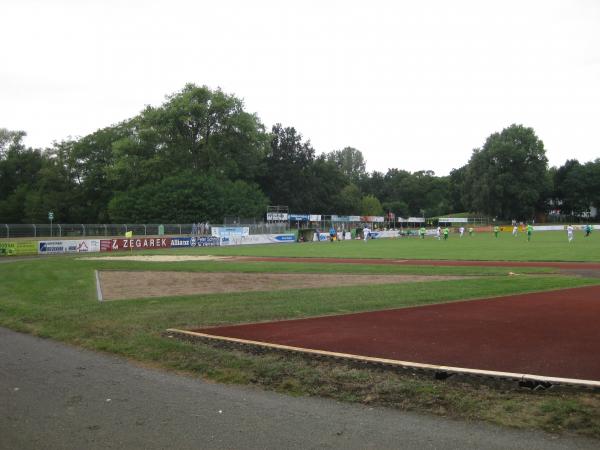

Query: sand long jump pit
[[96, 270, 471, 301]]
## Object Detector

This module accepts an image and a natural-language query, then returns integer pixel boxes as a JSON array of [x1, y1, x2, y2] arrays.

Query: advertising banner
[[102, 238, 172, 251], [73, 240, 101, 253], [170, 236, 220, 247], [289, 214, 309, 221], [38, 239, 101, 254], [0, 241, 38, 256], [170, 237, 192, 248], [332, 215, 352, 222], [196, 236, 220, 246], [237, 234, 296, 245], [309, 215, 321, 222], [439, 217, 468, 223], [314, 232, 330, 242], [211, 227, 250, 238], [369, 230, 400, 239], [38, 240, 73, 254], [267, 212, 288, 221], [360, 216, 385, 223]]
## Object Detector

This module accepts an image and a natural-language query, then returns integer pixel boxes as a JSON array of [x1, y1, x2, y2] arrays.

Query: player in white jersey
[[459, 226, 465, 238], [567, 225, 574, 243], [363, 226, 371, 242], [512, 225, 518, 237]]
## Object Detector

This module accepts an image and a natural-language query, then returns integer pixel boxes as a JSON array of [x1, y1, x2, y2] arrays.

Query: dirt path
[[98, 271, 473, 301]]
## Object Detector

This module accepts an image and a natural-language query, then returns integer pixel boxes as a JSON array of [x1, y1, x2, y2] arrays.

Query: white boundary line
[[95, 270, 103, 302], [166, 328, 600, 389]]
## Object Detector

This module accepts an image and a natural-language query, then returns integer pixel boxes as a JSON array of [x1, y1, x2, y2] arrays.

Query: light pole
[[48, 211, 54, 237]]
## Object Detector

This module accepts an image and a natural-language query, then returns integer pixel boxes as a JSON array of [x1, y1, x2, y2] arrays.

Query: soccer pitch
[[142, 229, 600, 262]]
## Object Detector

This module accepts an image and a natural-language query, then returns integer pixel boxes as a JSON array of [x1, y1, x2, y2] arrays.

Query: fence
[[0, 223, 289, 239]]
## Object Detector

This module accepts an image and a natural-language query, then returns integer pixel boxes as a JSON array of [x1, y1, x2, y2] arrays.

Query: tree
[[360, 195, 383, 215], [0, 130, 47, 222], [448, 166, 467, 213], [260, 124, 315, 211], [552, 160, 590, 217], [303, 156, 348, 213], [108, 173, 268, 223], [326, 147, 366, 182], [462, 124, 549, 220], [335, 184, 362, 214], [0, 128, 26, 159], [142, 84, 268, 181]]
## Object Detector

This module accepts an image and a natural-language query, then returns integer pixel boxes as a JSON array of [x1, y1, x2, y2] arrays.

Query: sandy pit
[[81, 255, 232, 262], [97, 271, 474, 301]]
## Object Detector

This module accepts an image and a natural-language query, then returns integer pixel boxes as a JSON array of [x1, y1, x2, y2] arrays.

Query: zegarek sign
[[101, 238, 172, 251]]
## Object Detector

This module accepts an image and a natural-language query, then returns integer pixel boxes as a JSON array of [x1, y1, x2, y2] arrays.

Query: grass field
[[1, 230, 600, 437], [141, 229, 600, 262]]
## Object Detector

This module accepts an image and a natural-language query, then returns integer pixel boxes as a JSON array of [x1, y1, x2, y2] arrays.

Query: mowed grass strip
[[1, 257, 600, 437], [86, 258, 554, 276], [128, 230, 600, 262]]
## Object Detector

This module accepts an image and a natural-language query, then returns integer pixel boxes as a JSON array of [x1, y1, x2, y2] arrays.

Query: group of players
[[413, 223, 593, 242], [349, 223, 593, 243]]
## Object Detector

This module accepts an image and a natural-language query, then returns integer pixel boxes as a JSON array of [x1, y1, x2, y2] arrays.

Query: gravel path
[[1, 327, 598, 449]]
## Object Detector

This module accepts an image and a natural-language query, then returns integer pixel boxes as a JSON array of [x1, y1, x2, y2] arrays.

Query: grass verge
[[1, 256, 599, 438]]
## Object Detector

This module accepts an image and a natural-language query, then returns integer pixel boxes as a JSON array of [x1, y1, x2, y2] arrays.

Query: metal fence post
[[144, 224, 147, 236], [82, 224, 86, 236], [104, 224, 107, 237], [179, 224, 182, 234], [58, 224, 62, 237], [5, 224, 8, 238]]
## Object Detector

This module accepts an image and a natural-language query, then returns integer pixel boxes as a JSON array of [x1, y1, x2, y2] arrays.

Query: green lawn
[[1, 240, 600, 438], [133, 230, 600, 262]]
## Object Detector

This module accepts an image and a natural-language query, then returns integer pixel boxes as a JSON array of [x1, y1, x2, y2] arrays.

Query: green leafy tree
[[360, 194, 384, 215], [462, 124, 549, 220], [142, 84, 268, 181], [335, 184, 362, 214], [260, 124, 315, 211], [108, 173, 268, 223], [326, 147, 366, 182]]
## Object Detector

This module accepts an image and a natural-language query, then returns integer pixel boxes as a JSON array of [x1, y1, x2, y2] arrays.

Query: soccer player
[[419, 226, 426, 239], [363, 226, 371, 242], [494, 225, 500, 238], [526, 224, 533, 241], [567, 224, 574, 243], [459, 226, 465, 238], [585, 224, 592, 237], [443, 227, 449, 240], [512, 225, 518, 237], [468, 227, 474, 237], [436, 226, 441, 240]]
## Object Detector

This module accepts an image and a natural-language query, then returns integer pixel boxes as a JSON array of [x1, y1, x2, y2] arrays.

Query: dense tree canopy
[[462, 124, 549, 220], [0, 86, 597, 224]]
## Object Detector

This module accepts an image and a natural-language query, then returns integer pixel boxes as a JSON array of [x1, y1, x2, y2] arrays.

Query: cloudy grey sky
[[2, 0, 599, 175]]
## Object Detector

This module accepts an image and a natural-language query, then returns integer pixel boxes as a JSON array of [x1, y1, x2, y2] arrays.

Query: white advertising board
[[38, 239, 101, 254]]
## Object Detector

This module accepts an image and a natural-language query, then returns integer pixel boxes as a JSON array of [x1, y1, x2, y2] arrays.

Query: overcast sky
[[2, 0, 599, 175]]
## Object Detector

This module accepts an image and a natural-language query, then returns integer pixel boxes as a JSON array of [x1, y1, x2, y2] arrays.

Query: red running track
[[243, 256, 600, 270], [193, 285, 600, 381]]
